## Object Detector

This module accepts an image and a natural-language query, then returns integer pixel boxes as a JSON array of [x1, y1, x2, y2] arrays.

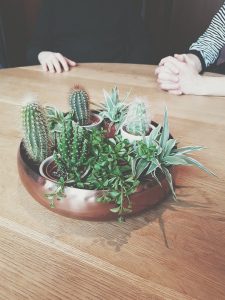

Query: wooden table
[[0, 64, 225, 300]]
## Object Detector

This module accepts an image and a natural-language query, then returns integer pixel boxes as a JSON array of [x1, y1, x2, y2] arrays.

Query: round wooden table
[[0, 63, 225, 300]]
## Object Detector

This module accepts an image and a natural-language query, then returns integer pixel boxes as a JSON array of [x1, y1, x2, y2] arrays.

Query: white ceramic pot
[[120, 124, 155, 143]]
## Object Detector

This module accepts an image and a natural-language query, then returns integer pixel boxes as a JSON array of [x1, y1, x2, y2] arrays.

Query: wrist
[[186, 53, 202, 73]]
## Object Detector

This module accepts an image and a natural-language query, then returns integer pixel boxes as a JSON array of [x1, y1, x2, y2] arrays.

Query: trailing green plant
[[47, 124, 139, 221], [99, 86, 129, 131], [132, 109, 215, 198], [21, 100, 52, 164], [69, 85, 90, 126], [125, 100, 150, 136]]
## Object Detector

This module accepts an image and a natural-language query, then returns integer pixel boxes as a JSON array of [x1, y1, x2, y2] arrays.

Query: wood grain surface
[[0, 63, 225, 300]]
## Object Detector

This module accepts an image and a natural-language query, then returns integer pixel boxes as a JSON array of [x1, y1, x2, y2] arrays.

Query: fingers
[[168, 89, 183, 95], [159, 56, 173, 66], [38, 51, 75, 73], [51, 56, 62, 73], [55, 53, 69, 72], [157, 70, 179, 83], [174, 53, 186, 62], [159, 81, 180, 91], [66, 58, 77, 67], [40, 61, 48, 72]]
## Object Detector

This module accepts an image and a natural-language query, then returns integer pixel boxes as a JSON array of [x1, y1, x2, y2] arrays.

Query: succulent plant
[[69, 85, 90, 126], [125, 100, 150, 136], [99, 86, 128, 130], [132, 109, 215, 198], [22, 100, 52, 164]]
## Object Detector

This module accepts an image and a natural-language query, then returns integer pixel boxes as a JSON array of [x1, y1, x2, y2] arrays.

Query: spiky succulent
[[99, 86, 128, 130], [132, 109, 215, 198], [69, 85, 90, 126], [125, 100, 150, 136], [22, 100, 52, 164]]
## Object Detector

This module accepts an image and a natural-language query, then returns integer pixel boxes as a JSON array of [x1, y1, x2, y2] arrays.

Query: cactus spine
[[69, 85, 90, 126], [126, 101, 150, 136], [22, 101, 52, 164]]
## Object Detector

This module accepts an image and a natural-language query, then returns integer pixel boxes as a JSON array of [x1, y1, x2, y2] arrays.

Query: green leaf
[[146, 124, 161, 146], [173, 146, 204, 155], [135, 158, 149, 178], [110, 207, 120, 213], [146, 160, 159, 175], [160, 108, 169, 148], [179, 155, 215, 176], [162, 155, 190, 166], [162, 166, 176, 199], [162, 139, 177, 157]]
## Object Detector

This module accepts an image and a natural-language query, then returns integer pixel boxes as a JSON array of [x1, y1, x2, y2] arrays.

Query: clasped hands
[[155, 53, 203, 95]]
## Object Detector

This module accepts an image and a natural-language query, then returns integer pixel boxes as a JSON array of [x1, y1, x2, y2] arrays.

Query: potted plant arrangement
[[17, 85, 214, 221]]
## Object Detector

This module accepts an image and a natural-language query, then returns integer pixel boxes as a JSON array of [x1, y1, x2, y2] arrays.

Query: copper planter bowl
[[17, 142, 174, 221]]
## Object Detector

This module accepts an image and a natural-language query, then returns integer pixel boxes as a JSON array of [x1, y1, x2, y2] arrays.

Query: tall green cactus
[[53, 119, 90, 183], [22, 101, 52, 164], [126, 101, 150, 136], [69, 85, 90, 126]]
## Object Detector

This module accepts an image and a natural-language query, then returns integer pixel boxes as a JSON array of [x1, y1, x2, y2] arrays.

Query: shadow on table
[[17, 182, 210, 252]]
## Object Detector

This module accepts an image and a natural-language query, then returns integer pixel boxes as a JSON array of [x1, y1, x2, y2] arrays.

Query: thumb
[[66, 58, 77, 66], [174, 54, 186, 62]]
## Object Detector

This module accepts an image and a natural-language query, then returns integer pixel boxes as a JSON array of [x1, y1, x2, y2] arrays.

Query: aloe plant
[[132, 109, 215, 198], [125, 100, 150, 136], [69, 85, 90, 126], [22, 100, 52, 164], [99, 86, 129, 130]]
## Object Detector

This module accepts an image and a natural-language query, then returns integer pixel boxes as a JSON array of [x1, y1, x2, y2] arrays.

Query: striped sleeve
[[189, 2, 225, 68]]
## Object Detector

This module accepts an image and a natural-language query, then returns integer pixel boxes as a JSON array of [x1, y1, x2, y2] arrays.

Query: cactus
[[125, 101, 150, 136], [53, 119, 90, 182], [22, 100, 52, 164], [69, 85, 90, 126]]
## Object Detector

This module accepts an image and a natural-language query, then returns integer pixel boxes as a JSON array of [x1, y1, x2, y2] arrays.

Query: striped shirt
[[189, 2, 225, 69]]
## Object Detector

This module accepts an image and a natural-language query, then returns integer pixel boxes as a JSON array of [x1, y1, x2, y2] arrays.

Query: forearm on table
[[196, 76, 225, 96]]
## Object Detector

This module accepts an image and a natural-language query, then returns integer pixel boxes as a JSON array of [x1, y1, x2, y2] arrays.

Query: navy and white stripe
[[189, 2, 225, 67]]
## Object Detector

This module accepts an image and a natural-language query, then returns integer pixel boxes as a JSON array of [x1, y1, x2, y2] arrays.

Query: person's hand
[[155, 56, 181, 93], [157, 54, 203, 95], [38, 51, 76, 73]]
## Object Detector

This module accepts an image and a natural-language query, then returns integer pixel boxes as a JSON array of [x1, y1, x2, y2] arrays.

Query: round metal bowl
[[17, 142, 174, 221]]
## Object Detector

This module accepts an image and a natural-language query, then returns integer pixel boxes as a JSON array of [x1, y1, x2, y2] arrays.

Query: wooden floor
[[0, 63, 225, 300]]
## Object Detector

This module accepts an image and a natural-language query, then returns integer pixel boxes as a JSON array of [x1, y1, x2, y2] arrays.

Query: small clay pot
[[17, 142, 175, 221], [103, 120, 116, 138], [82, 113, 103, 130]]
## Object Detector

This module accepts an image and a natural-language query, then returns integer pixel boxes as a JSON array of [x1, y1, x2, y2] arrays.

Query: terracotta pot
[[103, 120, 116, 138], [82, 113, 103, 130], [17, 142, 175, 221]]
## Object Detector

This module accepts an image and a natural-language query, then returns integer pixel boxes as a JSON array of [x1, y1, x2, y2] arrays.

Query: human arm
[[189, 3, 225, 69], [157, 54, 225, 96]]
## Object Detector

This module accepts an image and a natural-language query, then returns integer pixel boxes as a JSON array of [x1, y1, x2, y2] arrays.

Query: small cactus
[[53, 119, 90, 182], [69, 85, 90, 126], [22, 100, 52, 164], [125, 100, 150, 136]]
